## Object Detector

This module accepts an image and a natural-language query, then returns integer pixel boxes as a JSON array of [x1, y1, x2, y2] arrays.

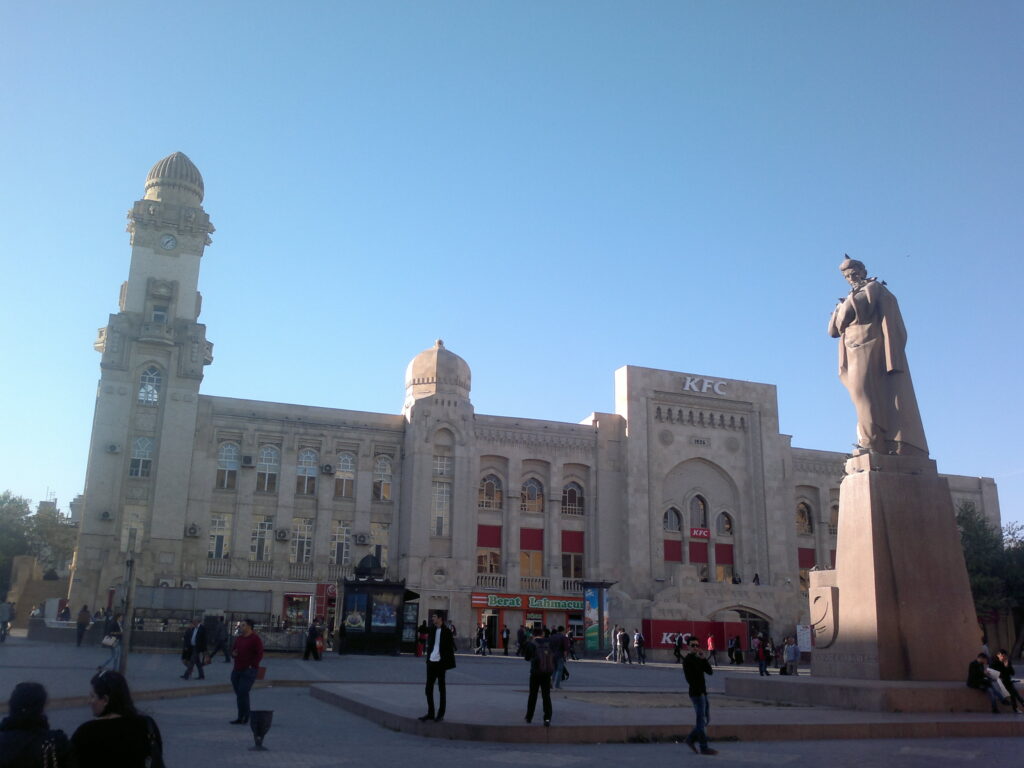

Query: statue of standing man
[[828, 257, 928, 457]]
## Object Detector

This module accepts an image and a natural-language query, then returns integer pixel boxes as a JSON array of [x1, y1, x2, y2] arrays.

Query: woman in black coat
[[0, 682, 71, 768]]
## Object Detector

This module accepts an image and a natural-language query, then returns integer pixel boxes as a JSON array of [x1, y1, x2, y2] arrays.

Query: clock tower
[[70, 152, 215, 607]]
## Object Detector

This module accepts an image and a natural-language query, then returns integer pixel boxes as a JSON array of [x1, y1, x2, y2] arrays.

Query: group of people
[[0, 672, 162, 768], [605, 624, 645, 664], [967, 648, 1022, 714]]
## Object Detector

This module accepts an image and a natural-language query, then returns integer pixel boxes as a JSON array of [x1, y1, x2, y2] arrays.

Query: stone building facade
[[68, 153, 1000, 654]]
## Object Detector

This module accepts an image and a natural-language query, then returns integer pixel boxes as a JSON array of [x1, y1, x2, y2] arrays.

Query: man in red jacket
[[229, 619, 264, 724]]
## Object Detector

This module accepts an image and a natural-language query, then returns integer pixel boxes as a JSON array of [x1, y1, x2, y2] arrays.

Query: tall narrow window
[[373, 456, 393, 501], [296, 448, 318, 495], [561, 530, 584, 579], [690, 495, 708, 529], [129, 437, 154, 478], [256, 445, 280, 493], [216, 442, 240, 490], [330, 520, 351, 566], [716, 512, 734, 536], [476, 524, 502, 573], [478, 474, 503, 510], [335, 452, 355, 498], [138, 366, 161, 405], [663, 507, 682, 532], [208, 514, 231, 558], [250, 515, 273, 562], [432, 481, 451, 537], [520, 478, 544, 513], [561, 482, 584, 515], [796, 502, 814, 536], [370, 522, 390, 568], [520, 528, 544, 577], [291, 518, 313, 563]]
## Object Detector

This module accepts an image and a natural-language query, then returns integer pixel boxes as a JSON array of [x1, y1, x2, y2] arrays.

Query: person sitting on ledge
[[967, 652, 1010, 713]]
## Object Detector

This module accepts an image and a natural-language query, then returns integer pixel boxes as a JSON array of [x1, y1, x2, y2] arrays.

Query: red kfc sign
[[690, 527, 710, 538]]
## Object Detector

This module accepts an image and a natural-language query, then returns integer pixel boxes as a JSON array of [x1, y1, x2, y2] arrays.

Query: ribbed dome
[[144, 152, 204, 205], [404, 339, 472, 404]]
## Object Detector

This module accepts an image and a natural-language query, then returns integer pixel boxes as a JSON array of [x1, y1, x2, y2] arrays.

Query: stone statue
[[827, 257, 928, 457]]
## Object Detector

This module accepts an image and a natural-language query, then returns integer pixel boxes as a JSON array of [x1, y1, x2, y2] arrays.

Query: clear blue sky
[[1, 2, 1021, 525]]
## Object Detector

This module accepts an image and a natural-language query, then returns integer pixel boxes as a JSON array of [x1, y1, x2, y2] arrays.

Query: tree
[[0, 491, 32, 598], [25, 505, 78, 575], [955, 501, 1008, 615]]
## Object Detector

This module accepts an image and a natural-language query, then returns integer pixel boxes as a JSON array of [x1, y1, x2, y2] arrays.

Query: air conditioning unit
[[106, 443, 121, 454], [353, 533, 370, 546], [275, 528, 289, 542], [320, 464, 334, 475], [185, 523, 200, 537], [99, 510, 112, 521], [241, 455, 255, 467], [158, 578, 176, 588]]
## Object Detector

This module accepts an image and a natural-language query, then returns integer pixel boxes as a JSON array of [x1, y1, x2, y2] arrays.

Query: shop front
[[470, 592, 584, 652]]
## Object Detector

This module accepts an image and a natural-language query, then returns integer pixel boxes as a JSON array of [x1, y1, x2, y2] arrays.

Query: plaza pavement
[[2, 633, 1022, 767]]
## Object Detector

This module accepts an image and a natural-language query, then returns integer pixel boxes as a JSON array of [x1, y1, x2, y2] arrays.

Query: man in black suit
[[420, 613, 455, 722], [181, 617, 208, 680]]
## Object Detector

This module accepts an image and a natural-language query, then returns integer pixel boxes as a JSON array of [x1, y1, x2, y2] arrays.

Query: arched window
[[216, 442, 240, 489], [296, 448, 318, 495], [796, 502, 814, 536], [478, 474, 503, 510], [690, 495, 708, 529], [829, 505, 839, 535], [373, 455, 393, 501], [138, 366, 161, 405], [663, 507, 682, 532], [561, 482, 585, 515], [129, 437, 154, 478], [520, 478, 544, 513], [335, 451, 356, 498], [716, 512, 734, 536], [256, 445, 280, 493]]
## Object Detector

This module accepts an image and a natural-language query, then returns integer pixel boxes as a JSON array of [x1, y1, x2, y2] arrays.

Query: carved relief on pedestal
[[809, 584, 839, 648]]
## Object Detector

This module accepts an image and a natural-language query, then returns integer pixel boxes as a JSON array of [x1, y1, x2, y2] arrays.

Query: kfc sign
[[682, 377, 727, 395], [690, 527, 710, 538]]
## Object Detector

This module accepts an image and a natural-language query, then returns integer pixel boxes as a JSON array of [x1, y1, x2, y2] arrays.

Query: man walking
[[501, 624, 511, 655], [550, 626, 568, 689], [683, 636, 718, 755], [230, 619, 263, 724], [706, 634, 718, 666], [209, 616, 231, 662], [618, 626, 632, 664], [303, 617, 322, 660], [523, 626, 553, 726], [606, 624, 619, 661], [75, 605, 91, 647], [420, 613, 455, 722], [181, 617, 208, 680], [633, 628, 646, 665]]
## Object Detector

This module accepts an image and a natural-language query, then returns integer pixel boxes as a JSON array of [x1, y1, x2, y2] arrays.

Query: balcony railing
[[561, 578, 583, 593], [520, 577, 549, 592], [561, 504, 584, 516], [205, 558, 232, 577], [475, 573, 506, 590], [248, 560, 273, 579], [327, 563, 352, 582], [288, 562, 313, 580], [138, 322, 175, 344]]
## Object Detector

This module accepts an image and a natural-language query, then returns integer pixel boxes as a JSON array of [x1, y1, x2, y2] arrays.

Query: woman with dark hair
[[71, 671, 163, 768], [0, 682, 70, 768]]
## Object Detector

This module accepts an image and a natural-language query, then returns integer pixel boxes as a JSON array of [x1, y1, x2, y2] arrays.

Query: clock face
[[160, 234, 177, 250]]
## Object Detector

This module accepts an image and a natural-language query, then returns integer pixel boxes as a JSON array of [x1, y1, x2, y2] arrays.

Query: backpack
[[533, 640, 555, 675]]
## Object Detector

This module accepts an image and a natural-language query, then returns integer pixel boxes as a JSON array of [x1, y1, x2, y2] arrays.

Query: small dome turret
[[144, 151, 204, 206], [404, 339, 471, 408]]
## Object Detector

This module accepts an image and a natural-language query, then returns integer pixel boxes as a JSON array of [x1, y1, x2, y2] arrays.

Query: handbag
[[101, 634, 117, 648], [255, 666, 267, 680]]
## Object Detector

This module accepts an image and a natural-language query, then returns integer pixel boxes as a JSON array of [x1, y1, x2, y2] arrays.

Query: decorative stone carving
[[809, 583, 838, 648]]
